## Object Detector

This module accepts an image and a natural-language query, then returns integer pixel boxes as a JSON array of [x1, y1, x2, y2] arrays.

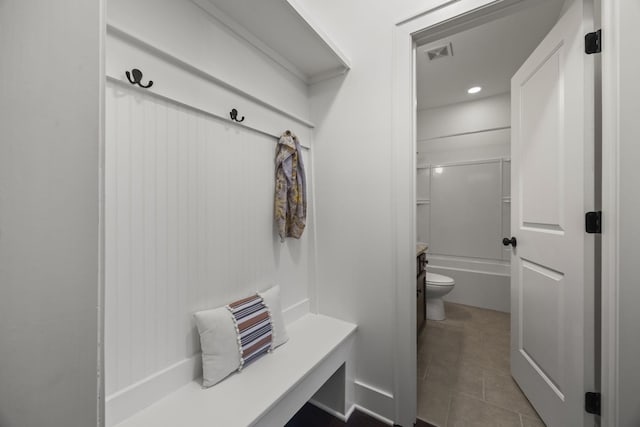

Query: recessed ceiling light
[[467, 86, 482, 94]]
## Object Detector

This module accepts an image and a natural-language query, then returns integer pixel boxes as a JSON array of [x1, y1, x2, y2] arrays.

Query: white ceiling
[[416, 0, 564, 110]]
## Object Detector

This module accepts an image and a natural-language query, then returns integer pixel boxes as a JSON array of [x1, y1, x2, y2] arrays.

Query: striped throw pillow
[[226, 294, 273, 369]]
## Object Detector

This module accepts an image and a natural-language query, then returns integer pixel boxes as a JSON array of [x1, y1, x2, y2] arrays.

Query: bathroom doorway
[[413, 2, 567, 425]]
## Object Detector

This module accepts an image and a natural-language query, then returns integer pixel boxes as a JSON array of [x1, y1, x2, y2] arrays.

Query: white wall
[[302, 0, 640, 423], [417, 93, 510, 164], [417, 93, 510, 139], [417, 94, 511, 312], [103, 1, 317, 424], [301, 0, 464, 420], [0, 2, 102, 427]]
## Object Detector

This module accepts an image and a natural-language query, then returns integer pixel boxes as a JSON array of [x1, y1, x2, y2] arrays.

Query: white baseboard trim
[[354, 404, 395, 426], [345, 403, 357, 420], [105, 354, 201, 427], [311, 396, 393, 426], [308, 399, 356, 422], [106, 298, 310, 426], [354, 380, 395, 424]]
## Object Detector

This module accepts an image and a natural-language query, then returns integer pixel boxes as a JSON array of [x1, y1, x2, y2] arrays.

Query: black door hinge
[[586, 211, 602, 234], [585, 392, 601, 415], [585, 29, 602, 54]]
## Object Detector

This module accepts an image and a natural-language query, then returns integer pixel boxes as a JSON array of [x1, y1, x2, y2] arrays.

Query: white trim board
[[106, 77, 304, 145], [417, 131, 510, 166], [106, 355, 201, 427], [354, 381, 395, 425], [97, 0, 107, 424], [417, 126, 511, 142], [308, 400, 356, 423], [600, 1, 620, 425], [421, 157, 508, 168], [106, 24, 315, 131], [353, 405, 394, 426]]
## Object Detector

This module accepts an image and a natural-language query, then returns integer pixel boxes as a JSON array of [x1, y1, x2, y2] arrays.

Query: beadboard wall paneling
[[104, 82, 314, 399]]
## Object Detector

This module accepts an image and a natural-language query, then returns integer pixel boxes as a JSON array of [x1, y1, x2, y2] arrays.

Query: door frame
[[599, 1, 620, 426], [391, 0, 616, 425]]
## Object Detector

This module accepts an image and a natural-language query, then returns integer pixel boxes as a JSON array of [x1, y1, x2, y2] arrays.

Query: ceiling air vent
[[424, 43, 453, 61]]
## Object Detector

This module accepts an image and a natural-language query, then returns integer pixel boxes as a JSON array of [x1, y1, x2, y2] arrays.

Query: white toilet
[[425, 272, 455, 320]]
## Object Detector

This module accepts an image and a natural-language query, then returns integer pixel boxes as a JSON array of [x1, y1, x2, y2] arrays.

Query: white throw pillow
[[193, 307, 241, 387], [193, 286, 288, 388], [257, 285, 289, 348]]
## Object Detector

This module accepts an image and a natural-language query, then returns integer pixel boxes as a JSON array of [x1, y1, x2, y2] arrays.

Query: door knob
[[502, 237, 517, 247]]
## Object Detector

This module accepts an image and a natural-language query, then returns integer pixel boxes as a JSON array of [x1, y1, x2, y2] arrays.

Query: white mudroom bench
[[114, 313, 357, 427]]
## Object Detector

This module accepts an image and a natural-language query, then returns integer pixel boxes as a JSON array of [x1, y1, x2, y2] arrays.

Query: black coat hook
[[126, 68, 153, 89], [229, 108, 245, 123]]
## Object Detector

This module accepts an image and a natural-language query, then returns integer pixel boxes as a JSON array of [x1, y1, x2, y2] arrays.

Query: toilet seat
[[426, 272, 455, 286]]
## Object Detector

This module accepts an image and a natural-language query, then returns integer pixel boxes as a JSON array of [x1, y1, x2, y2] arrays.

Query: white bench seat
[[115, 314, 357, 427]]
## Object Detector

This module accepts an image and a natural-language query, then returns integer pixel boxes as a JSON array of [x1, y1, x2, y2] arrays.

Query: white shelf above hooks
[[191, 0, 351, 84]]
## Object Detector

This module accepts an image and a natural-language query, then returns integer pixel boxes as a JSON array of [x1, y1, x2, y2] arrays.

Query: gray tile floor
[[417, 302, 546, 427]]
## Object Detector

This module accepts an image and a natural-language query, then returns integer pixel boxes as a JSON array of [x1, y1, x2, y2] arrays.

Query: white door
[[509, 0, 595, 426]]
